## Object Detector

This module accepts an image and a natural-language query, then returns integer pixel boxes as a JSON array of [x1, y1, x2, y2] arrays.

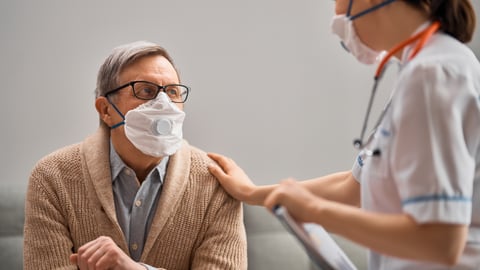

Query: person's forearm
[[247, 184, 277, 205], [249, 171, 359, 206], [313, 200, 467, 265], [301, 171, 360, 206]]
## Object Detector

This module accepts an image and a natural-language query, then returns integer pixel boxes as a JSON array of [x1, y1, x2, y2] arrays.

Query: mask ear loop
[[106, 97, 126, 129], [347, 0, 353, 17], [349, 0, 397, 20]]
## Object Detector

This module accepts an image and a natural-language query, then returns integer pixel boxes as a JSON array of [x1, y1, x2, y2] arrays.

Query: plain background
[[1, 0, 479, 190]]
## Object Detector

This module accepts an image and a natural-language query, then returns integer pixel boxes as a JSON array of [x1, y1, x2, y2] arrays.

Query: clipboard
[[273, 205, 358, 270]]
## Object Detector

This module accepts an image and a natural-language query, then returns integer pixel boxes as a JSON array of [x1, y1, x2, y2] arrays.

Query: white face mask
[[111, 92, 185, 157], [330, 14, 385, 65]]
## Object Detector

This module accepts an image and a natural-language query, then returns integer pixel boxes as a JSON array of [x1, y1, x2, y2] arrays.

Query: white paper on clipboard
[[273, 206, 358, 270]]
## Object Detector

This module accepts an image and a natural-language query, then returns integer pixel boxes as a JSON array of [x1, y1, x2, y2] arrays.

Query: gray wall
[[1, 0, 480, 188]]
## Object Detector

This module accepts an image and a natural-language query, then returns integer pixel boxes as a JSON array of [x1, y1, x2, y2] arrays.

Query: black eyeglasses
[[104, 80, 190, 103]]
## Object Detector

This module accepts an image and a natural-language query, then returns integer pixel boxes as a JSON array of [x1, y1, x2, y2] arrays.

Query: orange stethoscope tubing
[[375, 21, 441, 78], [353, 21, 441, 152]]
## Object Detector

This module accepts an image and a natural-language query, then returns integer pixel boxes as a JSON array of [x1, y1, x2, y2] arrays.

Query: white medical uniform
[[352, 26, 480, 269]]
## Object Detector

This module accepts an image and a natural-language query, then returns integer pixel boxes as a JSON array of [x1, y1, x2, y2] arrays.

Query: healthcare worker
[[207, 0, 480, 269]]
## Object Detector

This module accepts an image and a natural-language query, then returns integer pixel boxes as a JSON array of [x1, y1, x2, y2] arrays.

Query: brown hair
[[404, 0, 476, 43]]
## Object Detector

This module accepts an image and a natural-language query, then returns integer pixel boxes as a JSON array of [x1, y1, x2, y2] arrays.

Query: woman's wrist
[[247, 184, 276, 206]]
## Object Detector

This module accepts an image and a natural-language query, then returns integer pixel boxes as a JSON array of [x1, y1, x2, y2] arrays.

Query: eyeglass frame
[[103, 80, 190, 103]]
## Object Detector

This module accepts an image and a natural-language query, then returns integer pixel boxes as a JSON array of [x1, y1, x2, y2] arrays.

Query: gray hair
[[95, 41, 177, 98]]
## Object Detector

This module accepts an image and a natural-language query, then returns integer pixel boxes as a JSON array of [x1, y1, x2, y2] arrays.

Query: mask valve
[[152, 119, 173, 135]]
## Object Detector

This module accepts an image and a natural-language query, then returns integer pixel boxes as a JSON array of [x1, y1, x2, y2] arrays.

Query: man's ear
[[95, 97, 115, 127]]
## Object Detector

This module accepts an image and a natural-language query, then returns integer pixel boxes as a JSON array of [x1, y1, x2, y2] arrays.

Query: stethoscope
[[353, 21, 441, 157]]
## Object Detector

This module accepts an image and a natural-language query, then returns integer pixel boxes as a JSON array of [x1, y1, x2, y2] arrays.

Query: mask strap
[[348, 0, 397, 20], [347, 0, 354, 17], [107, 98, 126, 129]]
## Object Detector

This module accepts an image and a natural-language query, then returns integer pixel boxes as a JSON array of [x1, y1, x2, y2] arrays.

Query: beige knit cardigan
[[24, 126, 247, 270]]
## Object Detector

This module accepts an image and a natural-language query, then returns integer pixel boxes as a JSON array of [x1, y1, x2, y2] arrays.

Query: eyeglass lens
[[133, 81, 188, 102]]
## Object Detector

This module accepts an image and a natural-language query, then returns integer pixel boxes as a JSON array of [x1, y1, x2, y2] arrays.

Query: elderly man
[[24, 41, 247, 270]]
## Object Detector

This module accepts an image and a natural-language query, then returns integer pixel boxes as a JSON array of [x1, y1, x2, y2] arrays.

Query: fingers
[[87, 246, 108, 269], [207, 152, 236, 171], [207, 163, 226, 179], [77, 238, 101, 269], [207, 152, 233, 178], [264, 178, 296, 211], [75, 236, 118, 270], [207, 152, 224, 165], [69, 254, 78, 265], [207, 152, 222, 161]]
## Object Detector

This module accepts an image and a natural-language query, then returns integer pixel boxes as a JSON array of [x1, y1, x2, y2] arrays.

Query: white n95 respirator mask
[[110, 92, 185, 157], [330, 14, 385, 65]]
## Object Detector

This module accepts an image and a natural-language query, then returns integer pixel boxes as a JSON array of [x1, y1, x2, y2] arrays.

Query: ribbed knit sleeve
[[183, 149, 247, 269], [24, 144, 86, 270]]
